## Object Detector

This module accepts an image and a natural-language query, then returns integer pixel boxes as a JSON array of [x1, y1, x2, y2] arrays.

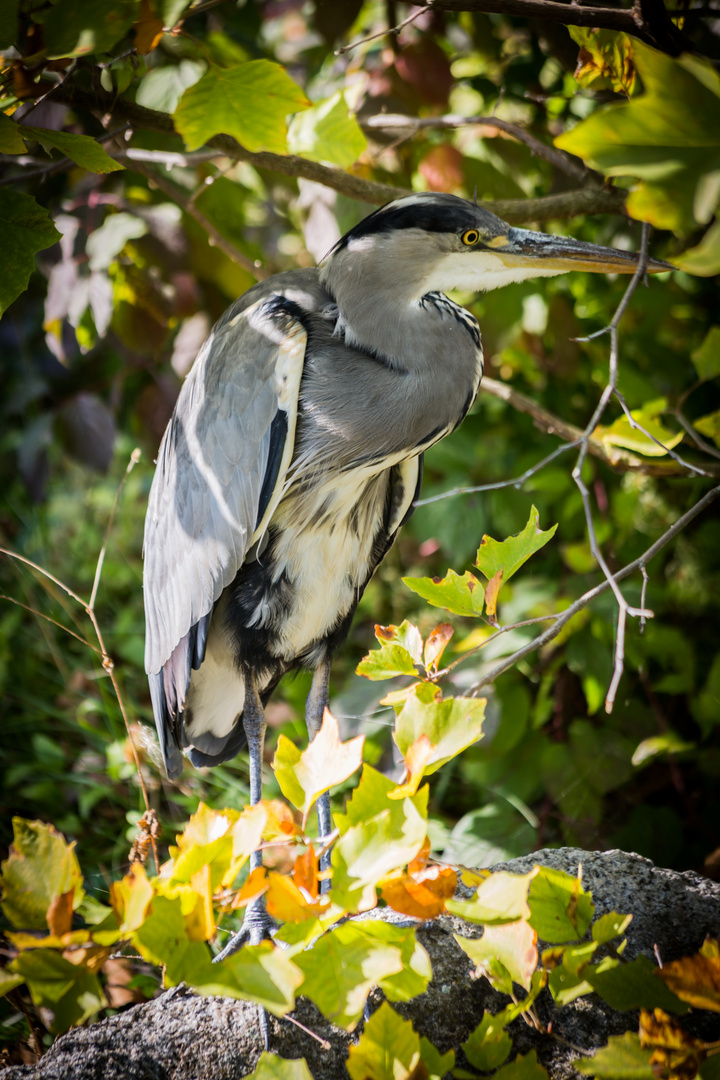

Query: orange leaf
[[483, 568, 503, 624], [230, 866, 268, 910], [293, 847, 319, 900], [389, 734, 435, 799], [381, 862, 457, 920], [265, 871, 328, 923], [424, 623, 454, 672], [46, 888, 74, 937]]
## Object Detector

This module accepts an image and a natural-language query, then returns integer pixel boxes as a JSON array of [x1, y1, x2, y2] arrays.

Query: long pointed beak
[[493, 227, 673, 275]]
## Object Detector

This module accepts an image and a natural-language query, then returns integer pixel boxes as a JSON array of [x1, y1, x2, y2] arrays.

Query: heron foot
[[213, 897, 276, 961]]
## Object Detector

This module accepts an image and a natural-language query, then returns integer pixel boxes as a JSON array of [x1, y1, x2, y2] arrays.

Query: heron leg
[[306, 657, 332, 893], [213, 672, 275, 944]]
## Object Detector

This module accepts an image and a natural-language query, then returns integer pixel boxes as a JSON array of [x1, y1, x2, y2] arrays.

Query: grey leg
[[306, 658, 332, 891]]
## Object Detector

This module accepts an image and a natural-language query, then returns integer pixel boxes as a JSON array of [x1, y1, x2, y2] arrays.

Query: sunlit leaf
[[86, 212, 149, 272], [346, 1000, 422, 1080], [393, 683, 486, 776], [380, 855, 457, 919], [568, 28, 636, 95], [527, 865, 594, 943], [244, 1053, 313, 1080], [19, 125, 123, 173], [287, 91, 366, 167], [475, 506, 557, 584], [595, 400, 684, 457], [592, 911, 633, 944], [265, 870, 329, 923], [190, 941, 303, 1016], [674, 218, 720, 276], [462, 1008, 513, 1071], [1, 818, 84, 931], [293, 921, 403, 1030], [577, 1033, 655, 1078], [555, 43, 720, 232], [424, 623, 454, 672], [109, 862, 154, 935], [272, 708, 363, 821], [632, 732, 696, 766], [174, 60, 310, 153], [494, 1050, 550, 1080], [456, 918, 537, 993], [691, 326, 720, 382], [447, 869, 536, 925], [402, 568, 485, 617]]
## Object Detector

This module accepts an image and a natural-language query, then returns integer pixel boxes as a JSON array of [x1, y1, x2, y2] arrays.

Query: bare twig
[[467, 483, 720, 695], [124, 156, 268, 280], [363, 113, 592, 182], [673, 409, 720, 461], [336, 5, 428, 53]]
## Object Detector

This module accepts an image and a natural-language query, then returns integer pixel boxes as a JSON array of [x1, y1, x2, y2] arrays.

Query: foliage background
[[1, 0, 720, 1050]]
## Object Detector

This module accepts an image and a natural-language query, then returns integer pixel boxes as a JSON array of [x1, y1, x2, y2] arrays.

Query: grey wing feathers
[[143, 295, 307, 772]]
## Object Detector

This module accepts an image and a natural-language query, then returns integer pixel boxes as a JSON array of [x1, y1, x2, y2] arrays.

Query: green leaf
[[527, 866, 594, 943], [420, 1036, 455, 1080], [402, 568, 485, 617], [21, 125, 123, 173], [135, 60, 205, 112], [442, 802, 537, 867], [353, 921, 432, 1003], [567, 28, 636, 95], [694, 409, 720, 449], [357, 644, 420, 681], [393, 685, 486, 775], [189, 942, 304, 1018], [462, 1009, 514, 1071], [173, 60, 310, 153], [41, 0, 141, 59], [0, 0, 18, 49], [592, 911, 633, 944], [455, 919, 537, 993], [272, 709, 363, 818], [331, 767, 427, 912], [287, 91, 366, 166], [594, 400, 684, 457], [10, 949, 105, 1033], [0, 112, 27, 153], [1, 817, 84, 930], [294, 922, 403, 1030], [576, 1033, 655, 1079], [346, 1000, 422, 1080], [555, 43, 720, 232], [0, 967, 25, 999], [494, 1050, 550, 1080], [244, 1054, 313, 1080], [587, 955, 689, 1013], [0, 190, 61, 316], [632, 732, 696, 766], [691, 326, 720, 381], [475, 506, 557, 583], [674, 217, 720, 276], [447, 869, 536, 925]]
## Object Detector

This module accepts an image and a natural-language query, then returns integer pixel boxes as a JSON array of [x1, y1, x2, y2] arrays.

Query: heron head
[[321, 192, 671, 300]]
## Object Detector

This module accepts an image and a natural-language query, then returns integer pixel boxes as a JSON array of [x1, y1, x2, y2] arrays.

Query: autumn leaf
[[390, 735, 435, 799], [265, 871, 329, 923], [657, 944, 720, 1012], [379, 850, 457, 919], [483, 569, 503, 625], [273, 708, 364, 825], [424, 623, 454, 672]]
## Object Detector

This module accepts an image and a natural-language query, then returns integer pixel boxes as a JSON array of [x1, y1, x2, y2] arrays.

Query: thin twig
[[90, 448, 140, 610], [363, 113, 592, 182], [673, 409, 720, 461], [284, 1013, 332, 1049], [125, 156, 268, 280], [467, 483, 720, 695], [336, 6, 428, 54], [0, 595, 101, 653]]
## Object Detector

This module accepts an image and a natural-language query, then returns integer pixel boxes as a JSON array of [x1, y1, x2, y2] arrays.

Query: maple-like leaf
[[273, 708, 364, 824]]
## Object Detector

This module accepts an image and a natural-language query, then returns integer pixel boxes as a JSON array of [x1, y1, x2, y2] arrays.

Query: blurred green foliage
[[1, 5, 720, 1057]]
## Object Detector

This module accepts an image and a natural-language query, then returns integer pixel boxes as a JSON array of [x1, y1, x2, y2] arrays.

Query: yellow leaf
[[273, 709, 364, 824], [390, 735, 435, 799], [483, 569, 503, 624]]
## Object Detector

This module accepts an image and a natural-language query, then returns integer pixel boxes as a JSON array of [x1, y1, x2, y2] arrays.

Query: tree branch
[[363, 113, 594, 183], [46, 82, 629, 222], [414, 0, 689, 54]]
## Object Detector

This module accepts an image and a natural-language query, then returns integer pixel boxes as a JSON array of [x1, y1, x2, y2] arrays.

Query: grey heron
[[144, 191, 668, 949]]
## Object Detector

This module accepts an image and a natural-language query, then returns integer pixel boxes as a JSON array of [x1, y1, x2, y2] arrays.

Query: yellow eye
[[461, 229, 480, 246]]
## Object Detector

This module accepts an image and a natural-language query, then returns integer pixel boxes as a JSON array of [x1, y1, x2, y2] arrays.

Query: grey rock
[[3, 849, 719, 1080]]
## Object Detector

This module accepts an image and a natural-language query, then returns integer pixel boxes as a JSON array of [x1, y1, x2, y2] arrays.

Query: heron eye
[[461, 229, 480, 246]]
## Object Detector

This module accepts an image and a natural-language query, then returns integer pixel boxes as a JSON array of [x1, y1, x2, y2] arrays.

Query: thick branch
[[416, 0, 689, 54], [47, 83, 628, 222]]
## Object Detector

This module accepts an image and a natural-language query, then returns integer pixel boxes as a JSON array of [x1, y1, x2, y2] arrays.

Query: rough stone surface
[[3, 848, 719, 1080]]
